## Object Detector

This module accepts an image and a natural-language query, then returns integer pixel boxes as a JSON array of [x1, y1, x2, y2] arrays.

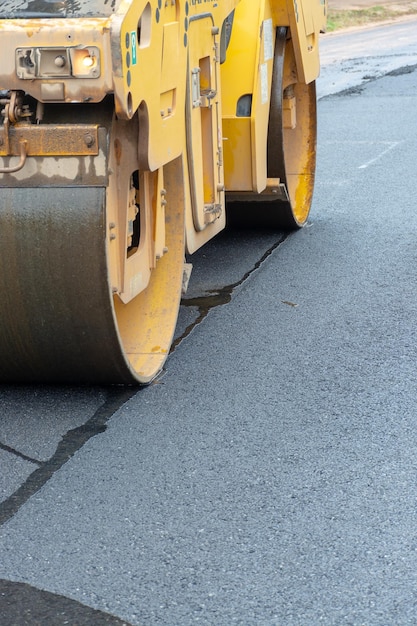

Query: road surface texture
[[317, 16, 417, 97], [1, 17, 417, 626]]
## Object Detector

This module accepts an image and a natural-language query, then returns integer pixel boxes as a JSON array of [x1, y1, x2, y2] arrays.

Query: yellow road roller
[[0, 0, 326, 384]]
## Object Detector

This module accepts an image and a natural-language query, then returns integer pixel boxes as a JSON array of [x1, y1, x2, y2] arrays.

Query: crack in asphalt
[[171, 232, 289, 352], [0, 442, 42, 467], [0, 388, 138, 526]]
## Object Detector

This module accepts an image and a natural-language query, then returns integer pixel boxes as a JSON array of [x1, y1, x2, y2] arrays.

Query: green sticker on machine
[[131, 31, 137, 65]]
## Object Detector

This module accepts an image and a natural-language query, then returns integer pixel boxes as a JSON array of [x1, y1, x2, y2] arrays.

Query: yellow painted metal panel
[[222, 0, 325, 194], [222, 118, 252, 190], [270, 0, 327, 84]]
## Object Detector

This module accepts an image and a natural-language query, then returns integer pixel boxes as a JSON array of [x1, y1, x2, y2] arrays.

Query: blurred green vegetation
[[327, 3, 417, 32]]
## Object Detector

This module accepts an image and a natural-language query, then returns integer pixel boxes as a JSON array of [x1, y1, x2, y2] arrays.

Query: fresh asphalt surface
[[1, 20, 417, 626]]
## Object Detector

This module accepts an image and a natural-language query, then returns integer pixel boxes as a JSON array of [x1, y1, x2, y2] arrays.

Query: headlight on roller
[[15, 47, 100, 79], [70, 48, 100, 78]]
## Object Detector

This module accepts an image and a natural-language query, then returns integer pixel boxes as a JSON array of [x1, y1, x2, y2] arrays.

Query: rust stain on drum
[[114, 138, 122, 166]]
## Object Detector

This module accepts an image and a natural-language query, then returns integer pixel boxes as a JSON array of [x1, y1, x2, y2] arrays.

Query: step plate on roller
[[0, 186, 135, 384], [0, 125, 100, 157]]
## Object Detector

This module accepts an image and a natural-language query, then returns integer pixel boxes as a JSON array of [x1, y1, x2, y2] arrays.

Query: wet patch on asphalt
[[0, 579, 134, 626], [386, 63, 417, 76], [321, 62, 417, 99]]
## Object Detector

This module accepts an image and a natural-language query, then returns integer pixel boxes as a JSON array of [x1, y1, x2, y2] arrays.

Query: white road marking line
[[358, 142, 401, 169], [322, 140, 402, 169]]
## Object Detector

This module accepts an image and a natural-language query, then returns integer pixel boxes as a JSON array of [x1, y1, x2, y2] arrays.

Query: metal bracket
[[191, 68, 201, 108], [191, 68, 217, 108], [204, 203, 222, 224], [0, 137, 27, 174]]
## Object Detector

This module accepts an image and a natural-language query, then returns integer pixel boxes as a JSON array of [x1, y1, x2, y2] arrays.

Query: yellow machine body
[[0, 0, 326, 384]]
